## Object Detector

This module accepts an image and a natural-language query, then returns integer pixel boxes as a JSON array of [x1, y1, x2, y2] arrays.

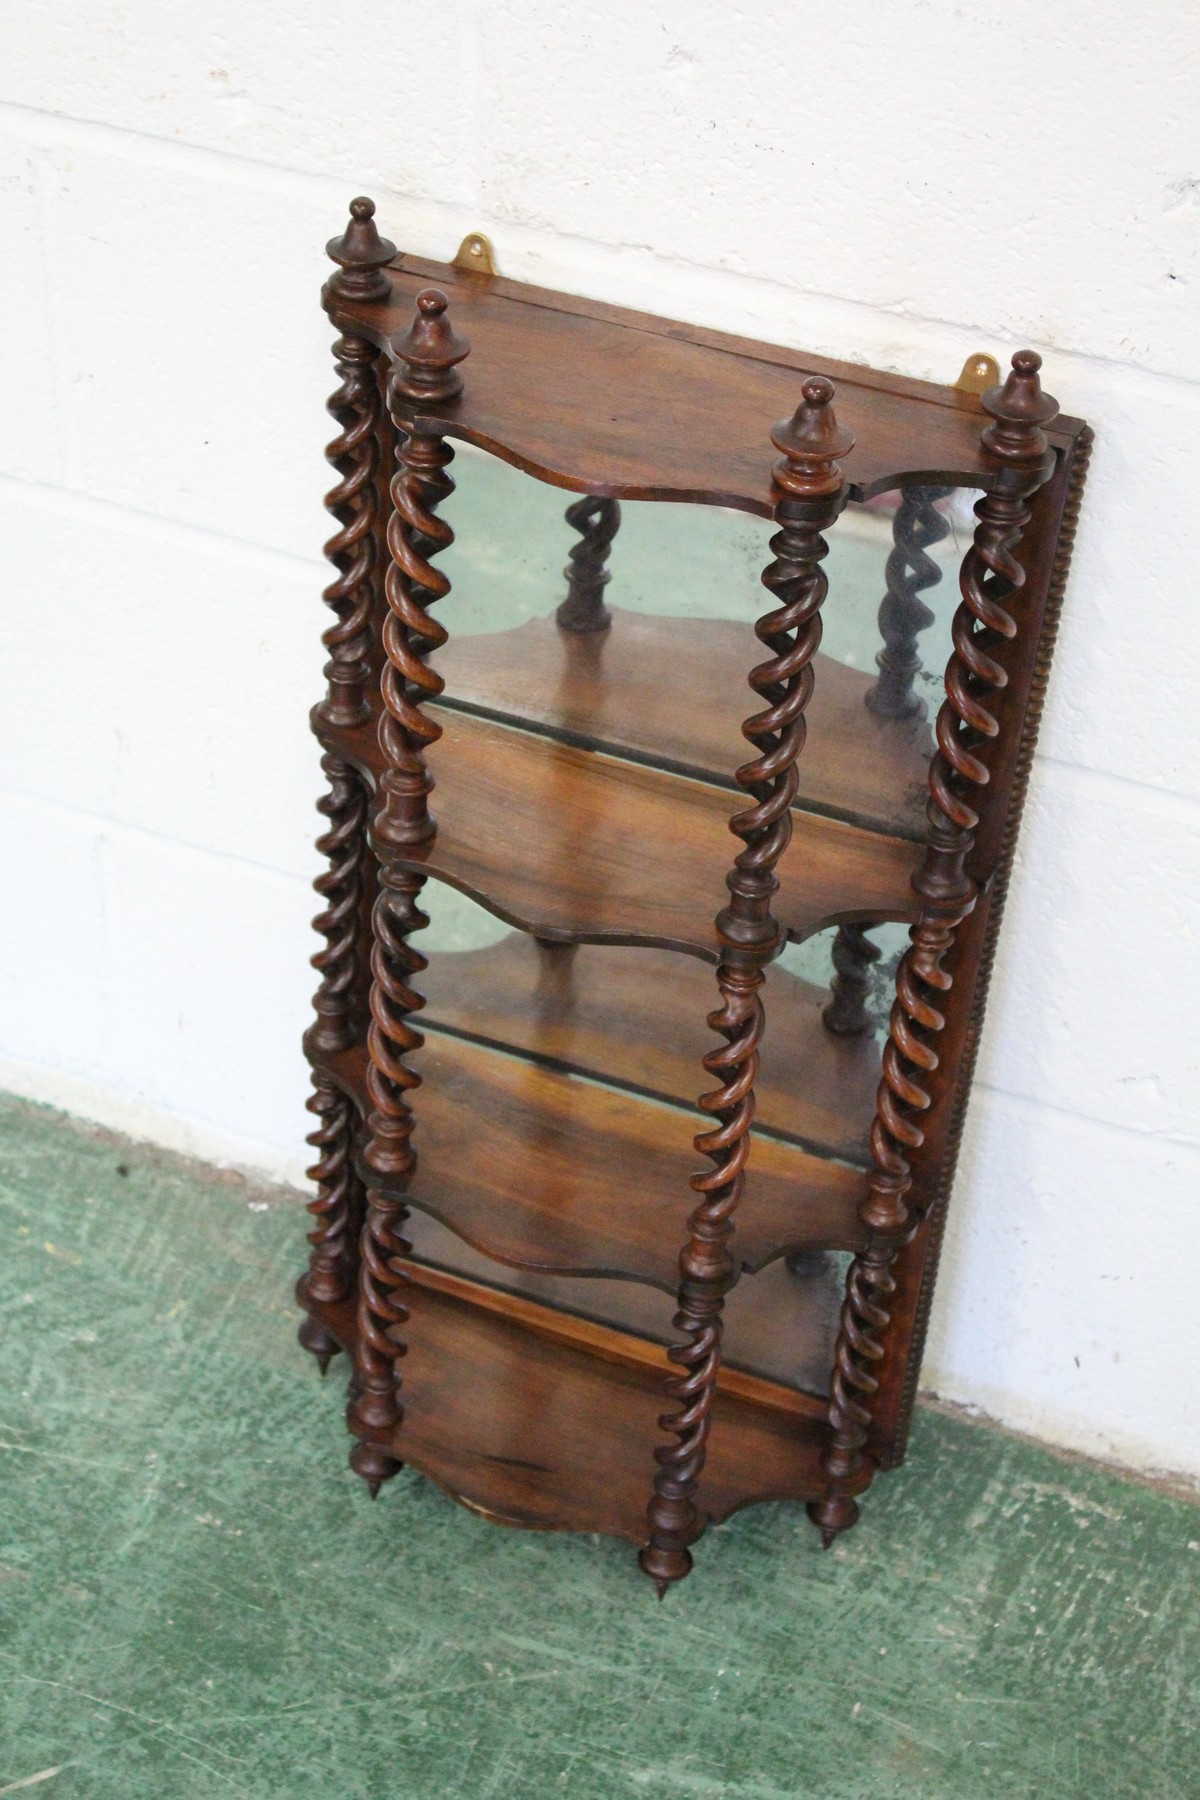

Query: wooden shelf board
[[434, 610, 932, 842], [303, 1270, 857, 1544], [330, 255, 1084, 514], [418, 935, 880, 1165], [317, 1031, 868, 1289], [319, 707, 922, 961], [403, 1208, 844, 1403]]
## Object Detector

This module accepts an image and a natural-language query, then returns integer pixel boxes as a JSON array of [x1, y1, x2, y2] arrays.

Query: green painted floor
[[1, 1094, 1196, 1800]]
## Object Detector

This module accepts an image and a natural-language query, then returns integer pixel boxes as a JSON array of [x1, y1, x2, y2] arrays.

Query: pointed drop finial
[[390, 287, 471, 406], [981, 349, 1059, 464], [771, 376, 855, 497], [325, 196, 397, 303]]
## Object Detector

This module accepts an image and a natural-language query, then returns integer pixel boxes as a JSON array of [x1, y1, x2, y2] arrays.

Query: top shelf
[[328, 253, 1084, 515]]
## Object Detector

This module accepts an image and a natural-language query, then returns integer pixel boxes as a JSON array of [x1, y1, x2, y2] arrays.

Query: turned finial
[[325, 196, 397, 303], [771, 376, 855, 496], [981, 350, 1059, 465], [390, 288, 470, 405]]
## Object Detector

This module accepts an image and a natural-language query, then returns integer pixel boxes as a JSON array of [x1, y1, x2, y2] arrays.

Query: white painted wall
[[2, 3, 1198, 1483]]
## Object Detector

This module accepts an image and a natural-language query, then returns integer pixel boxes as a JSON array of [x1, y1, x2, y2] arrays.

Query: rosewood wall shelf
[[295, 198, 1092, 1593]]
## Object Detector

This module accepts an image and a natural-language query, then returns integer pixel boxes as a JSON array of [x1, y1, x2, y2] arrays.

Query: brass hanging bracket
[[452, 232, 499, 277], [955, 352, 1001, 394]]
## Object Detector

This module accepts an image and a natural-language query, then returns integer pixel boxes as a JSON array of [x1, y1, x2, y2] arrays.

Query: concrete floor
[[0, 1092, 1196, 1800]]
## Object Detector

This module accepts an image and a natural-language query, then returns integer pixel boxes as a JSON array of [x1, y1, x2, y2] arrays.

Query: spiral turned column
[[299, 200, 396, 1375], [888, 424, 1094, 1464], [308, 753, 369, 1056], [318, 197, 396, 726], [319, 335, 383, 725], [297, 1075, 368, 1375], [809, 352, 1059, 1548], [822, 922, 882, 1036], [865, 485, 952, 722], [556, 495, 621, 632], [641, 378, 854, 1596], [348, 287, 469, 1497], [298, 752, 371, 1372]]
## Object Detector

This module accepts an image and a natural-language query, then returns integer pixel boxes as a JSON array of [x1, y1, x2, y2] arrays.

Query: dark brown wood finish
[[556, 495, 621, 632], [297, 204, 391, 1367], [328, 254, 1081, 511], [348, 284, 469, 1496], [297, 199, 1091, 1594], [303, 1272, 866, 1545], [398, 1210, 847, 1400], [872, 425, 1094, 1467]]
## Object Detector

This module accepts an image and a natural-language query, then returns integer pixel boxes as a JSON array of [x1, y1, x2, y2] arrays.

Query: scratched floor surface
[[0, 1092, 1196, 1800]]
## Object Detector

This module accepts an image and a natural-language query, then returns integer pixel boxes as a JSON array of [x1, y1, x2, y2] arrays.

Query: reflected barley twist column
[[865, 484, 952, 722], [556, 495, 621, 632], [640, 378, 854, 1595], [298, 198, 395, 1373], [822, 921, 882, 1036], [348, 287, 470, 1496], [825, 487, 952, 1045], [809, 352, 1059, 1547]]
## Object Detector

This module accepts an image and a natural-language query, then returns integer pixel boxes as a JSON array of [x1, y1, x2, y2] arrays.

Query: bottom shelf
[[304, 1265, 868, 1545]]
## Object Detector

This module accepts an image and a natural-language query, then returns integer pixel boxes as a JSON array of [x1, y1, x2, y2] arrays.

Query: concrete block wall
[[2, 2, 1198, 1482]]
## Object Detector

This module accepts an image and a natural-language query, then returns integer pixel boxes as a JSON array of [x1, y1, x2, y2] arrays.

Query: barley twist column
[[299, 199, 395, 1375], [887, 423, 1094, 1463], [297, 1077, 369, 1376], [348, 288, 469, 1496], [556, 495, 621, 632], [318, 196, 395, 725], [809, 352, 1058, 1547], [640, 378, 854, 1595], [298, 753, 371, 1373], [308, 753, 369, 1056]]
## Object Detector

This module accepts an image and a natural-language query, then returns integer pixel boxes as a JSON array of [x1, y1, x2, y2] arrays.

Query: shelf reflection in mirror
[[428, 443, 977, 843], [437, 439, 977, 691], [418, 886, 891, 1165]]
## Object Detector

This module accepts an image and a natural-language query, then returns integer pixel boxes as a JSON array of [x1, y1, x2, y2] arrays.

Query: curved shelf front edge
[[316, 707, 922, 964]]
